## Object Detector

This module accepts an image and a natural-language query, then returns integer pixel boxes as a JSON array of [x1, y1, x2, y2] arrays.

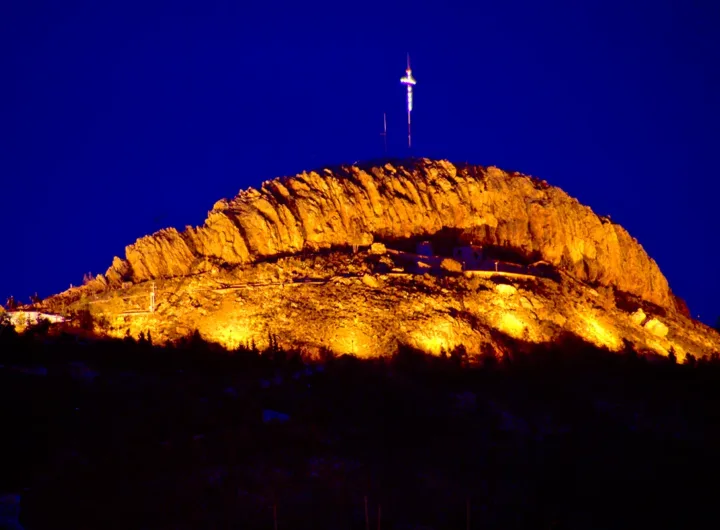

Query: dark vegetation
[[613, 288, 676, 320], [2, 319, 720, 529]]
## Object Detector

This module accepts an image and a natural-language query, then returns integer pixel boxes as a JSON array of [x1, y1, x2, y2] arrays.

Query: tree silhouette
[[5, 295, 17, 311], [74, 308, 95, 331], [0, 311, 18, 343]]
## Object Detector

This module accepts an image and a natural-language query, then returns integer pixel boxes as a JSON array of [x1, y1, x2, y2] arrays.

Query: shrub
[[4, 295, 17, 311], [0, 310, 13, 335], [73, 308, 95, 331], [440, 258, 463, 274]]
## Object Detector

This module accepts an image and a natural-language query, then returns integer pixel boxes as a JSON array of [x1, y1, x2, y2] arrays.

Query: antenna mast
[[400, 53, 417, 149], [380, 112, 388, 154]]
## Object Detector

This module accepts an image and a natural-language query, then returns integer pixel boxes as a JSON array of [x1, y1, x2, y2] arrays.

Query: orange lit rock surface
[[41, 159, 720, 360], [107, 159, 671, 309]]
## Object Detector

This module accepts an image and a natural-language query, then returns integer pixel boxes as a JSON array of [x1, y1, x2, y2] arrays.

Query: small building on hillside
[[452, 245, 485, 270], [416, 240, 434, 256], [7, 311, 66, 329]]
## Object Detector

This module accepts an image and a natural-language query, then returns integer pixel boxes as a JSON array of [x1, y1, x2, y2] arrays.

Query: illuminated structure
[[149, 281, 156, 313], [400, 53, 416, 148]]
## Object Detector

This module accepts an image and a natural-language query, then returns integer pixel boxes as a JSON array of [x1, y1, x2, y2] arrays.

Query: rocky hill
[[41, 159, 720, 360], [107, 159, 670, 307]]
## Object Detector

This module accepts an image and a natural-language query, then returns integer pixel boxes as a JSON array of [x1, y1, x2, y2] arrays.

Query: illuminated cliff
[[42, 159, 720, 360], [107, 159, 672, 309]]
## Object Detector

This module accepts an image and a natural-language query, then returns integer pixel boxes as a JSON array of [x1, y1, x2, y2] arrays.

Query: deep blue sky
[[2, 1, 719, 324]]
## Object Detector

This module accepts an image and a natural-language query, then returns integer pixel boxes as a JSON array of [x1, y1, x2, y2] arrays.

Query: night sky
[[2, 1, 719, 324]]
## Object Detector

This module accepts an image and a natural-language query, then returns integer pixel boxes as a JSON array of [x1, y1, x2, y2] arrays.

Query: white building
[[7, 311, 66, 328]]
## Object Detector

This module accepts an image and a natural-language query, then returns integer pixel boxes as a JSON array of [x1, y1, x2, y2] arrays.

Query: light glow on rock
[[330, 325, 373, 356], [409, 318, 455, 355], [202, 320, 255, 350], [578, 313, 621, 351], [497, 312, 530, 340]]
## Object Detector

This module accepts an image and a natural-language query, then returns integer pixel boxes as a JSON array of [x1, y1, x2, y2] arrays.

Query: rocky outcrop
[[106, 159, 671, 309], [49, 247, 720, 361]]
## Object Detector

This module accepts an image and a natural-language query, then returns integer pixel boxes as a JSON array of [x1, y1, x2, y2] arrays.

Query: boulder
[[631, 309, 647, 326], [644, 318, 669, 338], [362, 274, 380, 289], [495, 284, 518, 296], [369, 242, 387, 255], [440, 258, 463, 273]]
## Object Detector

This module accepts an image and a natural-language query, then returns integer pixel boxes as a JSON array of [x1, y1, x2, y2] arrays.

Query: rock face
[[42, 158, 720, 360], [47, 248, 720, 361], [107, 159, 672, 309]]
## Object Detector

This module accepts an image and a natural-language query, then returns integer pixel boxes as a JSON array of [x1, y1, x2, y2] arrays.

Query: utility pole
[[149, 282, 156, 313], [380, 112, 388, 155]]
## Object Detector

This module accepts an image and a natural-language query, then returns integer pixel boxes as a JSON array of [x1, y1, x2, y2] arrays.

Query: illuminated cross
[[400, 53, 417, 149]]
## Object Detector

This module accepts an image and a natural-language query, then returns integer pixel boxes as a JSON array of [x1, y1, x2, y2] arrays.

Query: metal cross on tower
[[400, 53, 417, 149]]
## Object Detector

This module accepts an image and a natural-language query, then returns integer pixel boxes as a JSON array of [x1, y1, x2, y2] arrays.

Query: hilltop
[[38, 158, 720, 359]]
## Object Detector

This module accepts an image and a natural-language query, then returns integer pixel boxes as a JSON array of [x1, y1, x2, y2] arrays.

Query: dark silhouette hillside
[[2, 319, 720, 529]]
